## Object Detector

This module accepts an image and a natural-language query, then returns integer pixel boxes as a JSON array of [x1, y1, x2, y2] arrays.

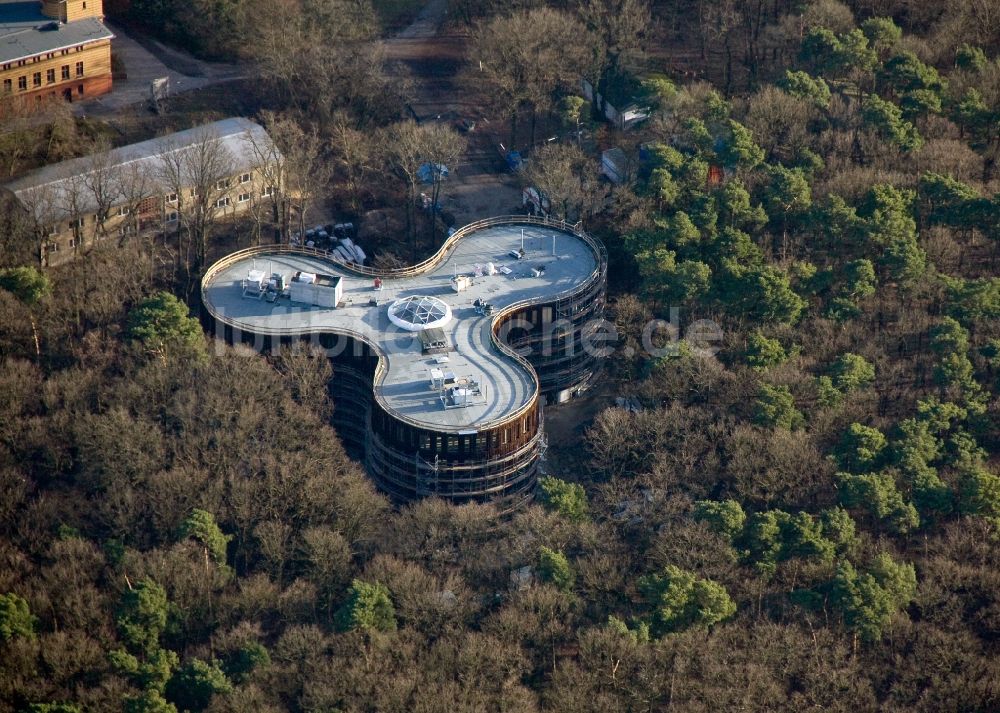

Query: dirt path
[[74, 23, 244, 117], [383, 2, 524, 225]]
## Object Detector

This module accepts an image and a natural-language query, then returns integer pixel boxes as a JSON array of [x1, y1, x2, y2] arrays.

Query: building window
[[1, 63, 8, 71], [47, 224, 59, 236], [72, 217, 85, 229], [165, 192, 177, 203], [261, 185, 274, 197], [239, 172, 251, 184], [68, 237, 76, 248], [77, 84, 83, 96], [48, 242, 59, 253], [238, 192, 251, 203], [61, 49, 69, 56], [117, 206, 129, 216], [215, 196, 230, 208], [17, 76, 26, 91], [166, 211, 178, 223], [2, 79, 10, 93], [32, 72, 41, 87], [83, 1, 87, 7], [75, 61, 83, 77], [17, 59, 25, 67], [46, 68, 55, 84], [215, 178, 229, 190], [190, 188, 198, 198], [61, 65, 70, 80]]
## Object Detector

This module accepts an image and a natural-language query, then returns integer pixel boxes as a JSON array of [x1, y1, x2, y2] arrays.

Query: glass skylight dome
[[387, 295, 453, 332]]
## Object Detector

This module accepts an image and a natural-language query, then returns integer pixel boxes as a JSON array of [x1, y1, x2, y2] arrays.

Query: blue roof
[[0, 2, 113, 64]]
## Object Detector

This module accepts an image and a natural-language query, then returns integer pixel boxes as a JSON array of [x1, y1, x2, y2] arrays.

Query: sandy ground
[[74, 23, 243, 117]]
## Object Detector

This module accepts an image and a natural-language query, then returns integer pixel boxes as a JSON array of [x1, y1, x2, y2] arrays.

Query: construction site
[[200, 215, 608, 508]]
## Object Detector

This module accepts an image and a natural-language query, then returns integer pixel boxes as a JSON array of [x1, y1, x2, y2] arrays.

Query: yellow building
[[0, 0, 114, 105]]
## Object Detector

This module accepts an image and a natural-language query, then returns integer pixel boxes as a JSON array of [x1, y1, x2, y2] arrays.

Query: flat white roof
[[202, 222, 600, 431]]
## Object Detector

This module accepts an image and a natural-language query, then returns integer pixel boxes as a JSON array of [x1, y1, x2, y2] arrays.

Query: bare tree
[[6, 184, 56, 266], [381, 121, 467, 256], [156, 128, 236, 290], [523, 143, 603, 222], [580, 0, 651, 78], [470, 8, 593, 146], [329, 111, 375, 213], [252, 111, 333, 243], [82, 140, 122, 242]]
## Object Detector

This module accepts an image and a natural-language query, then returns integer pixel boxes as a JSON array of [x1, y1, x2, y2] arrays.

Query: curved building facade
[[200, 216, 607, 509]]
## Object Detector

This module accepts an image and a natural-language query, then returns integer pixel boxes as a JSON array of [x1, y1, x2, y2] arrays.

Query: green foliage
[[754, 384, 804, 430], [124, 688, 178, 713], [111, 646, 180, 693], [744, 332, 787, 370], [820, 507, 857, 552], [740, 509, 838, 574], [637, 565, 736, 636], [918, 173, 982, 228], [0, 592, 37, 641], [843, 259, 877, 299], [955, 44, 988, 72], [930, 317, 976, 390], [117, 578, 170, 656], [957, 463, 1000, 532], [179, 510, 232, 565], [641, 76, 677, 109], [881, 235, 927, 286], [335, 579, 397, 633], [829, 554, 916, 641], [648, 168, 680, 207], [861, 95, 922, 151], [838, 423, 888, 472], [800, 27, 842, 76], [836, 29, 877, 77], [165, 658, 232, 712], [538, 546, 575, 591], [723, 263, 806, 324], [879, 51, 945, 95], [860, 17, 901, 53], [27, 705, 82, 713], [764, 165, 812, 224], [779, 70, 831, 108], [717, 180, 767, 231], [837, 471, 920, 533], [719, 120, 764, 170], [607, 615, 651, 643], [0, 266, 51, 306], [682, 117, 715, 157], [127, 292, 205, 360], [560, 95, 585, 126], [693, 499, 746, 540], [829, 353, 875, 393], [538, 476, 589, 522], [941, 275, 1000, 322], [223, 642, 270, 683]]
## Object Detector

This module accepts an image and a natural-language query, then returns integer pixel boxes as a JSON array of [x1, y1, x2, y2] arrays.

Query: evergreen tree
[[637, 566, 735, 636], [335, 580, 397, 633], [538, 476, 589, 522], [538, 547, 575, 592], [0, 592, 37, 641]]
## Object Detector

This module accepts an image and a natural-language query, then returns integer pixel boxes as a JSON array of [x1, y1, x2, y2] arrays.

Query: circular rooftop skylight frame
[[387, 295, 453, 332]]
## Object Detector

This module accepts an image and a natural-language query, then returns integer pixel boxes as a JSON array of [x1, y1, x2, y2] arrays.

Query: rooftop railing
[[199, 216, 607, 433]]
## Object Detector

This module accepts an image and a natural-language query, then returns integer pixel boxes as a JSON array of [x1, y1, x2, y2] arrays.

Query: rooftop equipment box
[[290, 271, 343, 308]]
